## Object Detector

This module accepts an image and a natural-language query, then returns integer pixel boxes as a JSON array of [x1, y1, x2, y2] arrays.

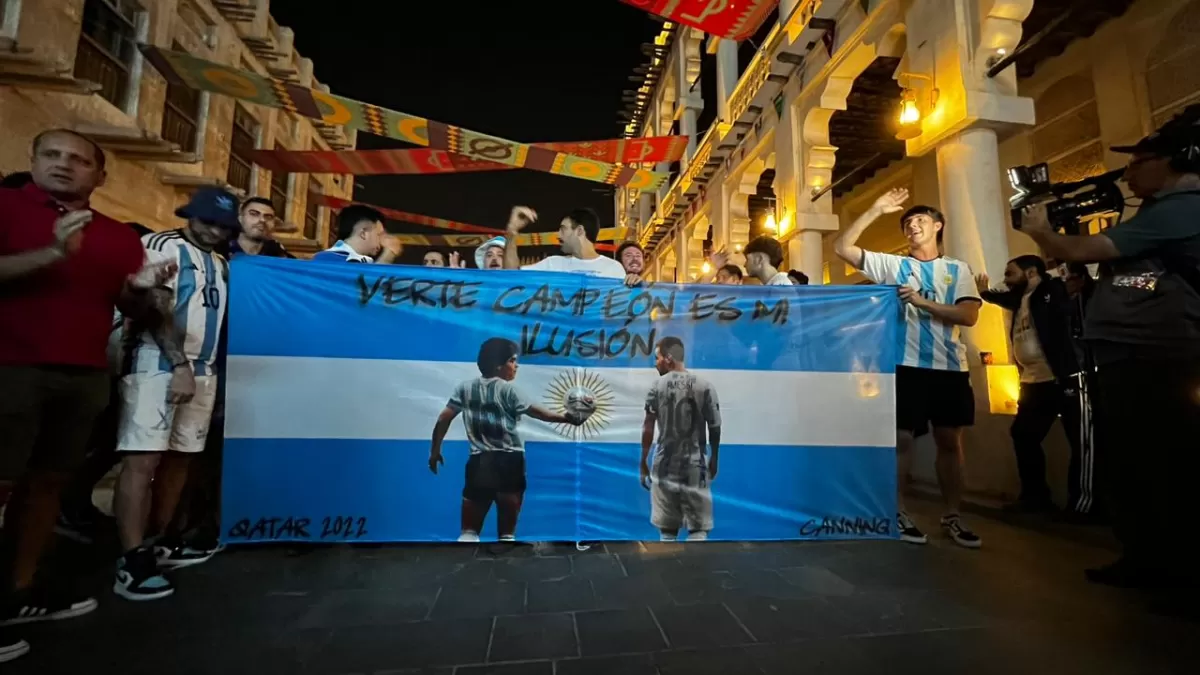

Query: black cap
[[1111, 109, 1200, 156], [175, 187, 242, 229]]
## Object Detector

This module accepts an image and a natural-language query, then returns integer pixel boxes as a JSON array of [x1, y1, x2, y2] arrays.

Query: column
[[712, 36, 738, 123], [936, 127, 1011, 362], [674, 229, 690, 282]]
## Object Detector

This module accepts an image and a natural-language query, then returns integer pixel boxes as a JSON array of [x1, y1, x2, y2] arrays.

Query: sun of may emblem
[[544, 369, 615, 440]]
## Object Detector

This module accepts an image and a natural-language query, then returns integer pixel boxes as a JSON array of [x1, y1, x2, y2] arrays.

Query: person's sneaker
[[897, 512, 928, 545], [114, 548, 175, 601], [0, 627, 29, 663], [941, 514, 982, 549], [1, 585, 99, 625], [155, 541, 220, 569]]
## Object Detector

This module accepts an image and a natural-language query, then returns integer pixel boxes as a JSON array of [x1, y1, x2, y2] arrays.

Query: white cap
[[474, 236, 506, 268]]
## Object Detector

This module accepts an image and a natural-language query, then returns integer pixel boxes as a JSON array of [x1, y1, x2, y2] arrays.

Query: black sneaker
[[897, 512, 928, 545], [1, 585, 98, 625], [941, 514, 982, 549], [0, 626, 29, 663], [114, 548, 175, 601], [155, 540, 221, 570]]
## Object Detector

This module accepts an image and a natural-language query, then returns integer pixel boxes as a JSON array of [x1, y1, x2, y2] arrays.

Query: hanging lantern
[[896, 88, 922, 140]]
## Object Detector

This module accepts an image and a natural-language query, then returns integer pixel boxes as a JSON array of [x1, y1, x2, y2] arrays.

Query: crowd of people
[[2, 110, 1199, 660]]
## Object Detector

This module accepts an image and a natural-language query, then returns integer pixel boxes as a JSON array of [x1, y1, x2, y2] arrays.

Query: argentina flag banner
[[221, 256, 900, 543]]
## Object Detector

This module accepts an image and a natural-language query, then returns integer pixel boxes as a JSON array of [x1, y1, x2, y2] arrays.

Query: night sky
[[271, 2, 663, 262]]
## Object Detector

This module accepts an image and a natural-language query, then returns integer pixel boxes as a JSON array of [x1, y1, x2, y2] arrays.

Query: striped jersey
[[131, 229, 229, 376], [447, 377, 532, 454], [861, 251, 979, 372]]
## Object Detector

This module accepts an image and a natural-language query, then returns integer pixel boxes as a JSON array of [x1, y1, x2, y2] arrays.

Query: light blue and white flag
[[222, 256, 901, 543]]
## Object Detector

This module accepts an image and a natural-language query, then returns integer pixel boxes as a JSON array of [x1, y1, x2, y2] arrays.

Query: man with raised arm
[[834, 188, 983, 549], [502, 206, 634, 283]]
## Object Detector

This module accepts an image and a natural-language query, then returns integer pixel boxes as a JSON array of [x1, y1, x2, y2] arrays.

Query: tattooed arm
[[116, 283, 195, 403]]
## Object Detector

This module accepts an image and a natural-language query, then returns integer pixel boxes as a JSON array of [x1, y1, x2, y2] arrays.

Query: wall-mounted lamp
[[763, 212, 778, 232], [701, 261, 712, 274], [895, 73, 938, 141], [733, 243, 743, 253]]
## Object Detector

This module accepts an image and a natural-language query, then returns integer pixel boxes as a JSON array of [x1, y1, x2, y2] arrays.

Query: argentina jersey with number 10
[[131, 229, 230, 376], [861, 251, 980, 372]]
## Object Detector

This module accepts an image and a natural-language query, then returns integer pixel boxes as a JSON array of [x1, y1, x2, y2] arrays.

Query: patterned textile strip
[[140, 46, 668, 192], [243, 136, 688, 176], [392, 233, 619, 252], [619, 0, 778, 41], [314, 196, 625, 248]]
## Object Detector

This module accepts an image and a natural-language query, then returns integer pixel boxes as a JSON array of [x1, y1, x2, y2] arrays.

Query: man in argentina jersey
[[112, 188, 239, 602], [835, 188, 984, 550]]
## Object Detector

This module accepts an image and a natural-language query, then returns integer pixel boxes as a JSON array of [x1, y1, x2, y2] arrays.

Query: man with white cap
[[475, 236, 506, 270]]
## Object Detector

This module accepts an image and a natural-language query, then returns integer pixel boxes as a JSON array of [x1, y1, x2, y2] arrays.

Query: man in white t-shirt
[[743, 236, 793, 286], [502, 206, 634, 283], [834, 188, 983, 549]]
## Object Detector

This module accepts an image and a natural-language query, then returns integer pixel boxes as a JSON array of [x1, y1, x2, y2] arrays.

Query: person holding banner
[[743, 236, 793, 286], [834, 188, 984, 549], [313, 204, 401, 264], [423, 250, 464, 267], [112, 187, 240, 601], [428, 338, 590, 542], [474, 237, 506, 270], [640, 337, 722, 542], [502, 206, 633, 282]]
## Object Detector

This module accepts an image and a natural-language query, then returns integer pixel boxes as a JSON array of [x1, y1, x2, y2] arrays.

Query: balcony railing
[[162, 101, 198, 153], [74, 32, 128, 107], [227, 154, 252, 194]]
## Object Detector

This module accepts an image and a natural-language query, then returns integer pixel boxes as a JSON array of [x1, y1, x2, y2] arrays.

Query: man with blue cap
[[110, 187, 240, 601]]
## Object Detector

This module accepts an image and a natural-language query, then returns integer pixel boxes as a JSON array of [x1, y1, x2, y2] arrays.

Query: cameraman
[[1018, 115, 1200, 591]]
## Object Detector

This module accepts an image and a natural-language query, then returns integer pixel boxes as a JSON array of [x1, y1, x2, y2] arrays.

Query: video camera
[[1007, 164, 1125, 235]]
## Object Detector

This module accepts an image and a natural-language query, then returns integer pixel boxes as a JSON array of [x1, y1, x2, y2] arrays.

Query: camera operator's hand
[[1021, 202, 1052, 234], [974, 273, 991, 295]]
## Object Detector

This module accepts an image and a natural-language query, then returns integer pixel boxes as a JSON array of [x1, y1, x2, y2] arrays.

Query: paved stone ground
[[10, 499, 1199, 674]]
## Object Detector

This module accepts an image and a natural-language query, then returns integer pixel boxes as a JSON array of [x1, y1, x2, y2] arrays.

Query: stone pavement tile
[[723, 596, 860, 643], [824, 589, 992, 635], [650, 603, 755, 649], [574, 608, 668, 657], [296, 586, 441, 628], [456, 662, 554, 675], [775, 565, 857, 596], [654, 646, 764, 675], [428, 581, 527, 620], [745, 638, 879, 675], [730, 569, 821, 600], [526, 578, 597, 614], [618, 553, 684, 579], [662, 569, 739, 605], [590, 574, 674, 610], [490, 556, 573, 583], [488, 613, 579, 662], [307, 618, 492, 671], [570, 553, 627, 579], [554, 653, 658, 675]]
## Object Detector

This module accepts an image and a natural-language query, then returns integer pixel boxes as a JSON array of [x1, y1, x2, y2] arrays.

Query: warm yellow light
[[898, 96, 921, 126], [996, 47, 1007, 56], [701, 261, 712, 273], [985, 364, 1020, 416], [734, 243, 743, 252], [764, 213, 777, 232]]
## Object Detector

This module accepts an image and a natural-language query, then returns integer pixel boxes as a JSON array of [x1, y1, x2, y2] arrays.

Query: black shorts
[[895, 366, 975, 437], [463, 452, 527, 501], [0, 365, 111, 479]]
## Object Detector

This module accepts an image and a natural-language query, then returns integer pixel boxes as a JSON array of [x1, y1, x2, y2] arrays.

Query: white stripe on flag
[[225, 356, 896, 448]]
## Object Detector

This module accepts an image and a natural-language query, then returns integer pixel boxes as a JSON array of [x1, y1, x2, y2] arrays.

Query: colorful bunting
[[244, 136, 687, 176], [620, 0, 778, 41], [140, 46, 668, 192], [313, 195, 626, 250]]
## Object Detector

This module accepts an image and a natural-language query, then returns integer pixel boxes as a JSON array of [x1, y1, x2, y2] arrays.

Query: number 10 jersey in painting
[[131, 229, 230, 376]]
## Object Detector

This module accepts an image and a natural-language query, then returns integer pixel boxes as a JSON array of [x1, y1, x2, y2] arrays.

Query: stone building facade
[[0, 0, 355, 255], [617, 0, 1200, 504]]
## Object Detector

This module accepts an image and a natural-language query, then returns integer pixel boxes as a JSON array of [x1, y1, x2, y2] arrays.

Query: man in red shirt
[[0, 129, 180, 663]]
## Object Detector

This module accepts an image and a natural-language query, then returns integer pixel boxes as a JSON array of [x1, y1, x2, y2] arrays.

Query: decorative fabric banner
[[140, 46, 668, 192], [313, 195, 502, 235], [620, 0, 779, 41], [390, 232, 620, 252], [312, 195, 622, 249], [222, 257, 900, 543], [244, 136, 688, 176]]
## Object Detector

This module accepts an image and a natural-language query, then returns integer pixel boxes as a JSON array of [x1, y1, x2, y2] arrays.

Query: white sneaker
[[457, 532, 480, 543]]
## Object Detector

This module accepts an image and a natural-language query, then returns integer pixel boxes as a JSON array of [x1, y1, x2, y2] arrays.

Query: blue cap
[[175, 187, 242, 229]]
